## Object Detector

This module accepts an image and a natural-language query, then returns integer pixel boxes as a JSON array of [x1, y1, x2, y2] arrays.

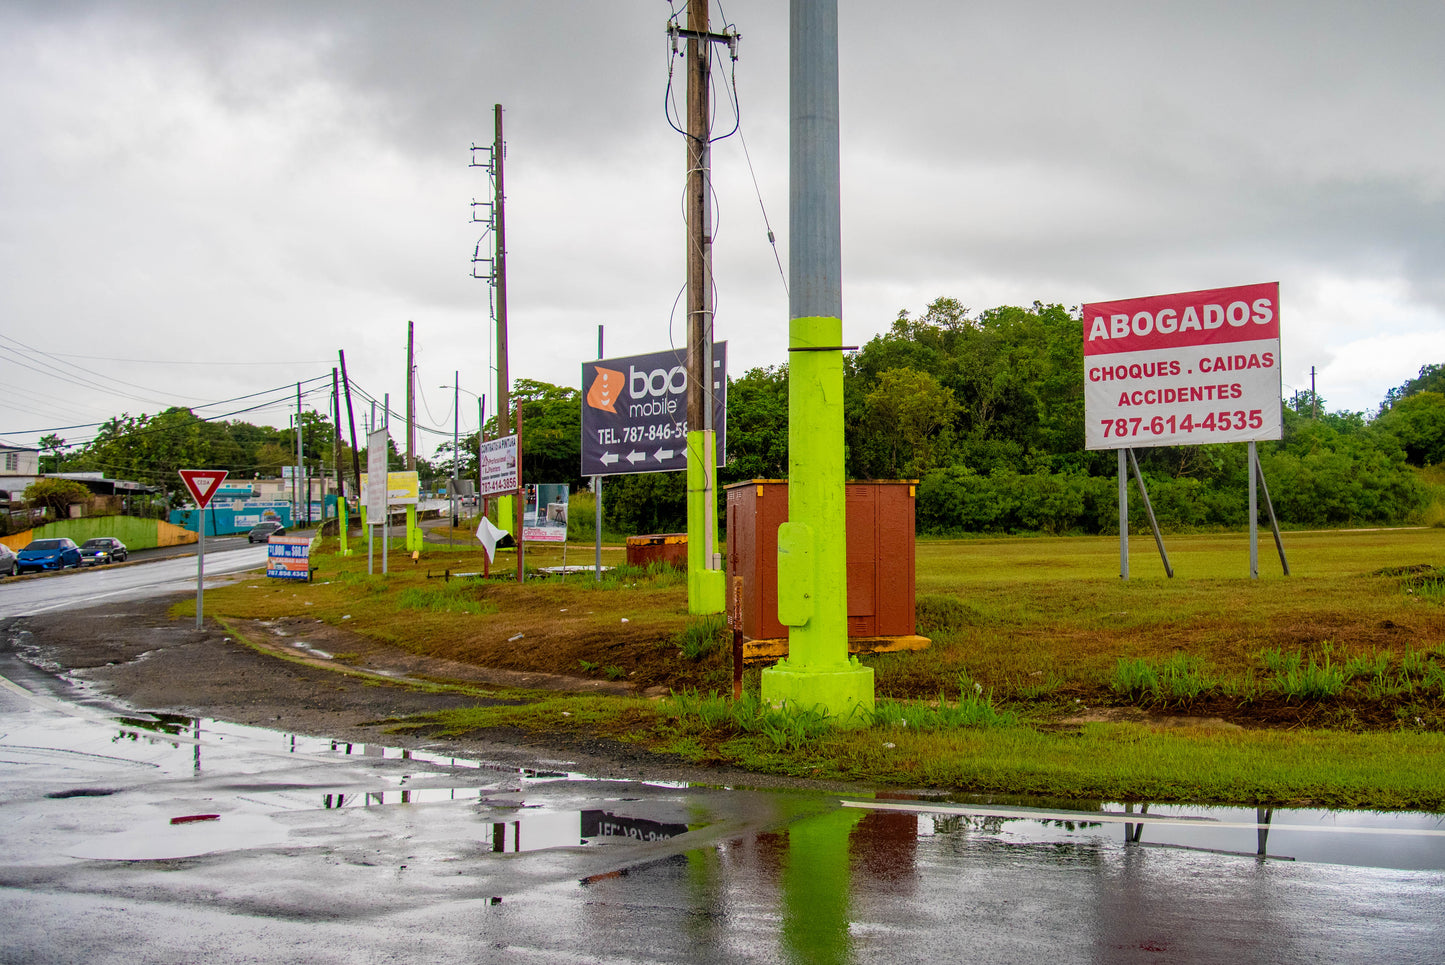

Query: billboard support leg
[[1118, 449, 1129, 580], [1248, 441, 1259, 580], [1254, 445, 1290, 576], [1127, 448, 1173, 578]]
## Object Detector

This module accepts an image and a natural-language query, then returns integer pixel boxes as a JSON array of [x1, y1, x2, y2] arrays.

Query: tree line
[[39, 304, 1445, 535]]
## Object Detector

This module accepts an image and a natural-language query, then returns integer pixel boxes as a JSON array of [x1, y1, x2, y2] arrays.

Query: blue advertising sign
[[266, 535, 312, 580], [580, 343, 726, 476]]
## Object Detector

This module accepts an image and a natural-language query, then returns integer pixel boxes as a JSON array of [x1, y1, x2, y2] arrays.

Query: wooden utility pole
[[676, 0, 734, 613], [339, 350, 362, 500], [494, 104, 510, 439], [332, 367, 347, 552], [686, 0, 713, 440], [295, 382, 303, 525]]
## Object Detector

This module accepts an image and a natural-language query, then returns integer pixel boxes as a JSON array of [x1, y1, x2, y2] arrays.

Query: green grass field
[[202, 525, 1445, 809]]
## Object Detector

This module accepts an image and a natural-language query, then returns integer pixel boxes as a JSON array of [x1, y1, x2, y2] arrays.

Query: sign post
[[178, 469, 229, 630], [478, 427, 522, 582]]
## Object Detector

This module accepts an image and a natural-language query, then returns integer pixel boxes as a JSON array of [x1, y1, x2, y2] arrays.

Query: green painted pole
[[687, 429, 726, 613], [760, 0, 872, 722]]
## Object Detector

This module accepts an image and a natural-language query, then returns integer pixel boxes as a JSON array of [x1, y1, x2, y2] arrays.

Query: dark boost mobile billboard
[[580, 343, 726, 476]]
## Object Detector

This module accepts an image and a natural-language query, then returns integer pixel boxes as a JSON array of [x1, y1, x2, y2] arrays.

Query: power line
[[1, 373, 333, 440]]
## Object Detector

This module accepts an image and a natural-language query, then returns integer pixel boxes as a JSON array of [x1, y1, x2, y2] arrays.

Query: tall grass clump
[[1110, 657, 1159, 697], [675, 613, 727, 661], [870, 687, 1018, 730], [588, 561, 686, 591], [1110, 653, 1213, 702], [1274, 654, 1346, 701], [396, 581, 493, 615], [667, 691, 838, 752], [668, 686, 1018, 752], [1157, 652, 1213, 700]]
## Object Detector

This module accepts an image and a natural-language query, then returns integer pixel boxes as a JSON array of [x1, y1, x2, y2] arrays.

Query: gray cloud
[[1, 0, 1441, 451]]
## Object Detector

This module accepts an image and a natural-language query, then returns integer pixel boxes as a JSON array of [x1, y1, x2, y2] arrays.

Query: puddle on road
[[24, 708, 1445, 871], [68, 811, 292, 861], [38, 710, 699, 861]]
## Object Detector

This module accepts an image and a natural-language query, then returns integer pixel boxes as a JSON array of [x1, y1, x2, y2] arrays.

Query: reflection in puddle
[[843, 798, 1445, 871]]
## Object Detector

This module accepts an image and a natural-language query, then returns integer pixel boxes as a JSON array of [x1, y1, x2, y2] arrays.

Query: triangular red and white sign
[[178, 469, 229, 509]]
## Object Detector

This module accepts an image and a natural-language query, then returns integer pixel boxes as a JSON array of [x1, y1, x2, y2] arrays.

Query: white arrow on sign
[[625, 450, 646, 465], [600, 452, 619, 466], [653, 448, 675, 461]]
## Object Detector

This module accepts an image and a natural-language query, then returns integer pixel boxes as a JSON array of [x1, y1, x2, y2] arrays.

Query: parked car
[[79, 537, 128, 566], [16, 537, 82, 573], [0, 543, 17, 578], [247, 520, 286, 543]]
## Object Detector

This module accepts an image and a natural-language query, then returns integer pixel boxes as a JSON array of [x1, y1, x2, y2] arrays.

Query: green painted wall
[[1, 517, 192, 551]]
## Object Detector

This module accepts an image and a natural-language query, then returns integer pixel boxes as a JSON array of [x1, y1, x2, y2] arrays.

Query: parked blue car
[[16, 538, 82, 573]]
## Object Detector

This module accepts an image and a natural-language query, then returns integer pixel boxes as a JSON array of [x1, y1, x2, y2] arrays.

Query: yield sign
[[179, 469, 229, 509]]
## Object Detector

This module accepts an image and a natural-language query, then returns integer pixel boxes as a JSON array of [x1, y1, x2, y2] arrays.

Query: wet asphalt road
[[3, 554, 1445, 962], [4, 662, 1445, 963], [0, 536, 271, 621]]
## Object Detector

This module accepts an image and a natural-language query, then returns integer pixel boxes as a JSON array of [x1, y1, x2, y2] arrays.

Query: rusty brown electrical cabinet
[[626, 533, 688, 569], [724, 480, 927, 661]]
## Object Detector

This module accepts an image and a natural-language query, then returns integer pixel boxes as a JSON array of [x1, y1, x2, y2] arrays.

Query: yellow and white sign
[[359, 470, 421, 506]]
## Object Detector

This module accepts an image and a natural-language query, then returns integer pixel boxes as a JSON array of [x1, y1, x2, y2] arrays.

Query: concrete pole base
[[760, 659, 875, 727]]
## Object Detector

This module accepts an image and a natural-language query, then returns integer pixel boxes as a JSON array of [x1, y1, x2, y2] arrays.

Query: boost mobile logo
[[587, 366, 624, 413]]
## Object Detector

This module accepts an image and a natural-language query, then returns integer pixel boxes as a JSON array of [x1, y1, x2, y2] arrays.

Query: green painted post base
[[761, 659, 875, 727], [685, 429, 724, 615], [688, 566, 726, 616], [337, 501, 351, 556], [407, 505, 425, 553]]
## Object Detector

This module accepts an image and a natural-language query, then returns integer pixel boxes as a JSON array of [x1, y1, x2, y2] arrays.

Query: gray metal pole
[[1249, 441, 1259, 579], [195, 504, 205, 630], [296, 382, 303, 527], [595, 324, 604, 581], [382, 393, 389, 575], [1118, 448, 1129, 580], [790, 0, 842, 320], [452, 372, 459, 546]]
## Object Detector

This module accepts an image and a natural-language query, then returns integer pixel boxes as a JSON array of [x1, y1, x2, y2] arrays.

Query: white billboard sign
[[1083, 282, 1282, 450], [365, 429, 388, 522], [478, 434, 520, 497]]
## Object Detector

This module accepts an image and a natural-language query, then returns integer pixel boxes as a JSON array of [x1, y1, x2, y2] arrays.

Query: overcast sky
[[2, 1, 1442, 461]]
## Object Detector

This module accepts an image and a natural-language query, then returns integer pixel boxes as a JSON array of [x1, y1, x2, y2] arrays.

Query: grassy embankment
[[195, 526, 1445, 809]]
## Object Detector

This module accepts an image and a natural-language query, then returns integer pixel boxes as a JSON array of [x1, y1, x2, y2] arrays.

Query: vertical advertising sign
[[522, 484, 569, 543], [365, 429, 389, 521], [1083, 283, 1282, 450], [478, 434, 521, 497], [580, 343, 727, 476], [266, 534, 312, 580]]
